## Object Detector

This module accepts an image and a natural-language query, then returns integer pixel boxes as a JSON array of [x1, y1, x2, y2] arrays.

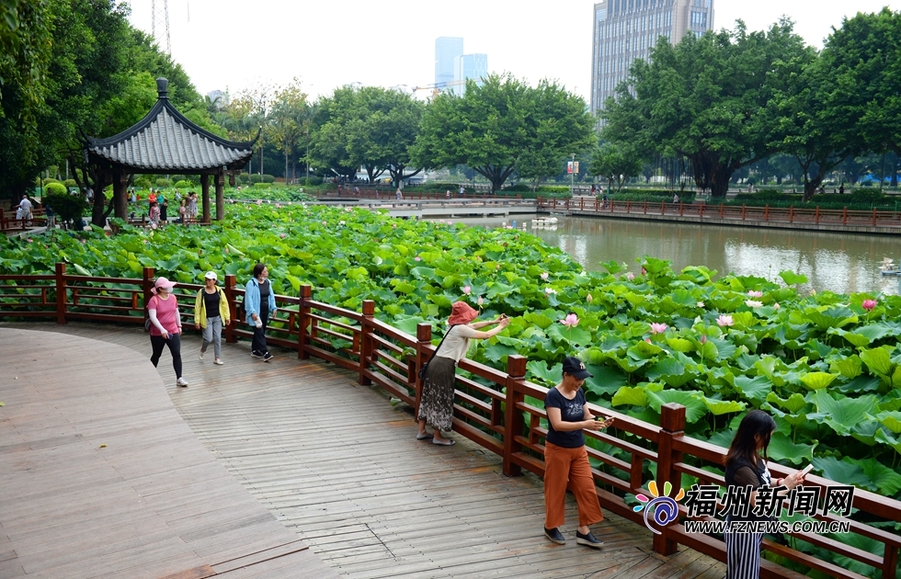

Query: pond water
[[476, 215, 901, 296]]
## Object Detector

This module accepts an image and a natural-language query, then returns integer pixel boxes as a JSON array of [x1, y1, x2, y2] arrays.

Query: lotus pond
[[2, 203, 901, 509]]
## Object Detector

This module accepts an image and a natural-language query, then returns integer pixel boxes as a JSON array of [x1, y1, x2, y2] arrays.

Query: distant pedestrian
[[187, 192, 198, 223], [839, 182, 845, 194], [396, 187, 403, 200], [673, 193, 679, 203], [147, 277, 188, 387], [149, 201, 160, 227], [16, 194, 33, 224], [459, 185, 465, 197], [44, 203, 55, 229]]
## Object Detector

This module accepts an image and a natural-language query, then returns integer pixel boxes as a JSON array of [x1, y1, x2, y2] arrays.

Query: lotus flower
[[697, 301, 705, 308], [256, 199, 262, 205], [462, 285, 471, 295], [414, 256, 421, 261], [862, 299, 877, 311], [747, 290, 763, 297], [700, 334, 708, 344], [641, 267, 647, 275], [586, 293, 593, 303], [541, 272, 549, 280], [477, 296, 483, 306], [745, 300, 763, 308], [774, 302, 780, 310], [339, 220, 346, 226], [716, 314, 733, 327], [561, 313, 579, 328], [280, 233, 286, 238], [545, 287, 557, 295], [649, 322, 668, 334], [626, 272, 635, 281]]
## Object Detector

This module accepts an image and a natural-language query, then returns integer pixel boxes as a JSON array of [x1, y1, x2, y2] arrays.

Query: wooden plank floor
[[1, 322, 726, 579]]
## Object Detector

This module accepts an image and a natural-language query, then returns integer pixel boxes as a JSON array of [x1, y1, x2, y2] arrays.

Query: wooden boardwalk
[[1, 322, 726, 579]]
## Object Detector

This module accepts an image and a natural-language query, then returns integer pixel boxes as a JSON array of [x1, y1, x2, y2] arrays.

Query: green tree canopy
[[602, 20, 809, 198], [413, 74, 594, 192]]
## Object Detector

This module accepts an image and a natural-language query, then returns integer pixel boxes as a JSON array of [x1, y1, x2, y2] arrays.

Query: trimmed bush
[[134, 176, 152, 189], [262, 174, 275, 184], [42, 192, 88, 223], [155, 178, 171, 188], [44, 182, 67, 195], [174, 180, 194, 189], [236, 173, 251, 185], [63, 179, 77, 188], [42, 178, 61, 187]]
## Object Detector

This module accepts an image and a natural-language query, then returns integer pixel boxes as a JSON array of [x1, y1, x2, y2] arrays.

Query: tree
[[769, 47, 855, 200], [602, 20, 809, 199], [413, 74, 594, 192], [589, 143, 644, 192], [268, 79, 310, 184], [821, 9, 901, 161]]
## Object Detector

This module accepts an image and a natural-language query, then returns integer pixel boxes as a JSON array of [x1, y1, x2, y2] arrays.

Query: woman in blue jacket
[[245, 263, 277, 361]]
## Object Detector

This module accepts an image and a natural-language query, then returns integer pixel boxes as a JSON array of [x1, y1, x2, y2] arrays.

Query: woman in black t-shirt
[[724, 410, 806, 579], [543, 356, 614, 548]]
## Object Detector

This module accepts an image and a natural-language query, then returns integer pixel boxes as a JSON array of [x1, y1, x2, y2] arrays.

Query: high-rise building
[[435, 37, 464, 88], [453, 53, 489, 96], [591, 0, 714, 116]]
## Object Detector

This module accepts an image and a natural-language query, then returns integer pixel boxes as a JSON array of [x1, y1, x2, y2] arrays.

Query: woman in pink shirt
[[147, 277, 187, 387]]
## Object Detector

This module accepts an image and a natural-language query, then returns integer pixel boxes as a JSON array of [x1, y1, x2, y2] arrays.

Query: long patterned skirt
[[417, 356, 456, 432]]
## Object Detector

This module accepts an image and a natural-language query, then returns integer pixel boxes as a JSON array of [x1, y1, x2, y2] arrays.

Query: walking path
[[1, 323, 726, 579]]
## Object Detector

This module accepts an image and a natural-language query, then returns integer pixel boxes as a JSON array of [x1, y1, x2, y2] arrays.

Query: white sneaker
[[199, 350, 204, 360], [176, 377, 189, 387], [214, 358, 223, 365]]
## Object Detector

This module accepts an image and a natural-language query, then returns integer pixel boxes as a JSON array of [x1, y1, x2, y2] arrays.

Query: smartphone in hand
[[800, 464, 814, 476]]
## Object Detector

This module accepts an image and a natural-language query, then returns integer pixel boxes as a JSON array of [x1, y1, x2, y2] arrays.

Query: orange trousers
[[544, 442, 604, 529]]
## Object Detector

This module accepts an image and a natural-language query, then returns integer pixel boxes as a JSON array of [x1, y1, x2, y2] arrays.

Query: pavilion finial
[[156, 78, 169, 99]]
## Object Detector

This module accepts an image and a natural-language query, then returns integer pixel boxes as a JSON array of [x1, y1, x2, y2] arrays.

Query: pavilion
[[85, 77, 256, 222]]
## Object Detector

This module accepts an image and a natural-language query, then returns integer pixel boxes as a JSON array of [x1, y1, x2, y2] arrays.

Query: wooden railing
[[1, 264, 899, 579], [0, 208, 46, 232], [539, 197, 901, 229], [317, 188, 523, 201]]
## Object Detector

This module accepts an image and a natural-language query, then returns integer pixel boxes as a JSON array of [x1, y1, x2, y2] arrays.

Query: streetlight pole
[[571, 153, 575, 196]]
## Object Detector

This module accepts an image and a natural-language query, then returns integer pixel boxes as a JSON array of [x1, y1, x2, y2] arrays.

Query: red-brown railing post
[[679, 202, 684, 216], [224, 273, 238, 343], [359, 299, 375, 385], [653, 402, 686, 556], [55, 262, 67, 324], [415, 322, 433, 419], [298, 285, 312, 359], [842, 207, 848, 225], [789, 206, 794, 223], [643, 201, 648, 215], [660, 201, 665, 215], [873, 207, 879, 226], [764, 204, 770, 222], [742, 204, 747, 221], [502, 355, 527, 478], [142, 266, 155, 326], [814, 206, 820, 224]]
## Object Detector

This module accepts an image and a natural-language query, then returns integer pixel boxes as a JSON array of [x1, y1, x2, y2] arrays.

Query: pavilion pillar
[[201, 173, 211, 224], [114, 167, 128, 221], [215, 171, 225, 221]]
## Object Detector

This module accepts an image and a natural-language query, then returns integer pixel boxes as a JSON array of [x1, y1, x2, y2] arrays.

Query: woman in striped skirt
[[724, 410, 806, 579]]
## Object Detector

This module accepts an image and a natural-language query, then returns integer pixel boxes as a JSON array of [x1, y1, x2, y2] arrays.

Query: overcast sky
[[127, 0, 900, 103]]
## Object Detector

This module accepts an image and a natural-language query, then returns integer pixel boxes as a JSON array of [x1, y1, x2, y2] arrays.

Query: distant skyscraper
[[591, 0, 714, 117], [453, 53, 488, 96], [435, 37, 464, 88]]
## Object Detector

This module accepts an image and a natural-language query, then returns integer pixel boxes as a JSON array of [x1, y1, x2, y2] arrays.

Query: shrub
[[253, 182, 269, 188], [302, 176, 323, 186], [42, 192, 87, 223], [262, 174, 275, 184], [250, 174, 262, 184], [134, 176, 152, 189], [64, 179, 77, 188], [236, 173, 251, 185], [42, 178, 61, 186], [174, 180, 193, 189], [44, 182, 67, 195], [155, 178, 171, 188], [171, 174, 187, 183]]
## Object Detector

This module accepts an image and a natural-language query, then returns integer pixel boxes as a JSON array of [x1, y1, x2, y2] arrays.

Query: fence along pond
[[1, 262, 899, 579]]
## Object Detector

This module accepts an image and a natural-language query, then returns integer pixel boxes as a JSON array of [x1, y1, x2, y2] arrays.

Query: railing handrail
[[1, 263, 898, 579]]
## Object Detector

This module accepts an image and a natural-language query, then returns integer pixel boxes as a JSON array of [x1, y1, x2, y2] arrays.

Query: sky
[[126, 0, 900, 104]]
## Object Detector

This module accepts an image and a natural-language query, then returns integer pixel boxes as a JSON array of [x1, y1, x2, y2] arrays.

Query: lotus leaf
[[808, 391, 881, 436], [800, 372, 839, 391], [766, 433, 815, 464], [647, 389, 707, 423], [612, 385, 650, 408]]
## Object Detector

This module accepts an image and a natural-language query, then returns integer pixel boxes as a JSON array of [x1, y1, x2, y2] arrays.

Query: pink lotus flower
[[649, 322, 668, 334], [541, 272, 549, 280], [700, 334, 708, 344], [462, 286, 471, 295], [276, 204, 282, 208], [774, 302, 780, 310], [626, 272, 635, 281], [256, 199, 262, 205], [561, 313, 579, 328], [641, 267, 647, 275], [645, 338, 652, 343], [716, 314, 733, 327], [747, 290, 763, 297], [586, 293, 593, 303], [280, 233, 286, 238], [477, 296, 483, 306], [745, 300, 763, 308], [321, 221, 327, 225], [26, 238, 32, 243], [862, 299, 877, 311], [414, 256, 421, 261]]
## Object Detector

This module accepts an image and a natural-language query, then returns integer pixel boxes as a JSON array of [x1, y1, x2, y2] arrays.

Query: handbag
[[144, 296, 157, 332], [418, 325, 456, 382]]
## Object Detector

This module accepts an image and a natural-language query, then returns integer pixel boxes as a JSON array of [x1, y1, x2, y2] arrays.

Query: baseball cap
[[562, 356, 592, 380], [204, 271, 218, 281], [153, 277, 176, 291]]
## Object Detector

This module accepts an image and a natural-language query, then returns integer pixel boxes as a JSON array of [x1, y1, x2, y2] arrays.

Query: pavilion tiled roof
[[86, 78, 255, 173]]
